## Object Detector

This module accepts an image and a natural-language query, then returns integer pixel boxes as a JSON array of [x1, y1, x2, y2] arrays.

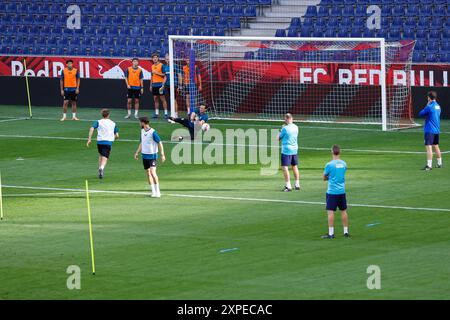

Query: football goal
[[168, 36, 417, 131]]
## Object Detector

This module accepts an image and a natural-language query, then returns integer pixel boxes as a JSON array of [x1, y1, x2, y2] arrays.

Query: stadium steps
[[234, 0, 319, 36]]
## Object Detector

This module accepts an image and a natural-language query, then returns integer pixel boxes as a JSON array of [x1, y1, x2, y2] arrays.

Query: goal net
[[168, 36, 417, 131]]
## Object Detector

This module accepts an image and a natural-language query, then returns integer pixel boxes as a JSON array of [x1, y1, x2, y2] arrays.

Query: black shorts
[[152, 85, 164, 96], [424, 133, 439, 146], [127, 89, 141, 99], [64, 91, 78, 101], [326, 193, 347, 211], [97, 144, 112, 158], [143, 158, 157, 169], [281, 154, 299, 166]]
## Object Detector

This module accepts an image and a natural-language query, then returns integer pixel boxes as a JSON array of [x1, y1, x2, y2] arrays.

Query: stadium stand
[[281, 0, 450, 62], [0, 1, 448, 62], [0, 0, 266, 57]]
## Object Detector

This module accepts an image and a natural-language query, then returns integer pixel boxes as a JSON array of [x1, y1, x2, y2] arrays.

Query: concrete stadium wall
[[0, 76, 448, 119]]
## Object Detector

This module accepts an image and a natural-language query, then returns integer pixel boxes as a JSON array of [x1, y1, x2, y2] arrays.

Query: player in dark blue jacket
[[418, 91, 442, 171]]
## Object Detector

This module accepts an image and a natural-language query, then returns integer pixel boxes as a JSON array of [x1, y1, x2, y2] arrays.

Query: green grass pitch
[[0, 105, 449, 299]]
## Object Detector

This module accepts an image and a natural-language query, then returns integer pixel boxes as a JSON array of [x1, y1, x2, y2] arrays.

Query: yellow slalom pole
[[85, 180, 96, 275], [0, 170, 4, 221], [23, 58, 33, 119]]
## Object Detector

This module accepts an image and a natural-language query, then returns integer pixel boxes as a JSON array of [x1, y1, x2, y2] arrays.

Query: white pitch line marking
[[3, 185, 450, 213], [0, 134, 443, 155], [0, 118, 28, 123]]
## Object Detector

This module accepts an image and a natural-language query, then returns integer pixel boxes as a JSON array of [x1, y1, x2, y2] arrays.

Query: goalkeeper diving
[[168, 104, 209, 141]]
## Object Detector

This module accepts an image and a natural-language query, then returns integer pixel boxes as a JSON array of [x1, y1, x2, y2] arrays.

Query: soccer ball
[[201, 123, 210, 132]]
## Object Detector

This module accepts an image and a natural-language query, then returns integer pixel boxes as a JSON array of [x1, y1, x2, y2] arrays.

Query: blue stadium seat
[[205, 16, 216, 27], [204, 28, 215, 36], [420, 5, 433, 16], [300, 26, 312, 37], [303, 17, 314, 27], [342, 6, 354, 17], [233, 6, 245, 17], [210, 5, 221, 16], [350, 28, 362, 38], [403, 29, 415, 39], [312, 27, 324, 37], [245, 6, 257, 17], [404, 17, 417, 28], [388, 28, 401, 40], [222, 5, 233, 16], [330, 7, 341, 16], [429, 30, 441, 40], [444, 28, 450, 39], [217, 17, 229, 29], [287, 28, 299, 37], [417, 17, 430, 29], [174, 5, 186, 15], [337, 28, 350, 38], [362, 29, 376, 38], [317, 6, 329, 17], [425, 53, 436, 62], [433, 5, 447, 17], [305, 5, 317, 17], [186, 5, 198, 15], [353, 17, 365, 27], [290, 18, 301, 28], [391, 17, 403, 28], [162, 5, 174, 15], [229, 17, 241, 28], [316, 17, 327, 27], [275, 29, 285, 37], [354, 5, 366, 16], [392, 5, 404, 16], [215, 28, 225, 36], [427, 41, 440, 53], [328, 17, 339, 27], [179, 27, 190, 35], [198, 5, 209, 16], [341, 17, 352, 27], [381, 6, 392, 16]]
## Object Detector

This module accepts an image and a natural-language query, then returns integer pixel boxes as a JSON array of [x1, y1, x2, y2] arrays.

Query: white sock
[[164, 109, 168, 115], [99, 165, 105, 170], [427, 160, 432, 167], [134, 110, 138, 116], [127, 109, 131, 116], [285, 181, 292, 189], [329, 227, 334, 236], [437, 158, 442, 166], [155, 109, 159, 115], [155, 183, 160, 194], [295, 180, 300, 188], [62, 113, 66, 118], [72, 113, 76, 118], [150, 184, 156, 195], [344, 227, 349, 234]]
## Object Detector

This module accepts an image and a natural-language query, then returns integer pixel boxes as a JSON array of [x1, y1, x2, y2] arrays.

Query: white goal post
[[168, 36, 417, 131]]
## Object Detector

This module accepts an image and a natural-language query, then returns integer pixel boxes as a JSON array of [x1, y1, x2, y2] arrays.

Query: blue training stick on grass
[[219, 248, 239, 253], [366, 222, 381, 227]]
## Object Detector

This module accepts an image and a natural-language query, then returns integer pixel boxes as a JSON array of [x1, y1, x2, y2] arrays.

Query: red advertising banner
[[0, 55, 449, 87]]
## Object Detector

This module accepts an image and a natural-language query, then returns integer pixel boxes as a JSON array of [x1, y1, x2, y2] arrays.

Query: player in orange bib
[[124, 58, 144, 119], [59, 59, 80, 121], [150, 53, 169, 119], [181, 57, 202, 115]]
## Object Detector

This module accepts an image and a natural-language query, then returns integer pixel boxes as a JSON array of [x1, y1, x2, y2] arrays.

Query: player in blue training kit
[[134, 117, 166, 198], [279, 113, 300, 191], [418, 91, 442, 171], [87, 109, 119, 179], [322, 145, 349, 239]]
